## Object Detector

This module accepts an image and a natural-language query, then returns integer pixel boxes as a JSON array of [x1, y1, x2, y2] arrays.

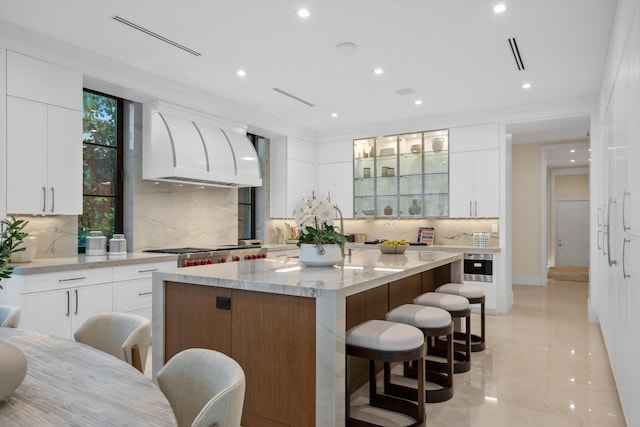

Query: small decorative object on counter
[[473, 232, 490, 248], [86, 231, 107, 256], [109, 234, 127, 256], [384, 205, 393, 215], [408, 199, 421, 215], [293, 192, 347, 267]]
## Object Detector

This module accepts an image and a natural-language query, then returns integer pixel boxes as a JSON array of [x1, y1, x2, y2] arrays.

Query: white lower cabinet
[[112, 261, 176, 321], [22, 282, 113, 339], [5, 260, 176, 339], [7, 267, 113, 339]]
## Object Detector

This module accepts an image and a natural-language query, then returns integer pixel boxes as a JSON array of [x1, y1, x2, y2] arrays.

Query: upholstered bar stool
[[384, 304, 455, 403], [436, 283, 486, 352], [346, 319, 425, 427], [413, 292, 471, 374]]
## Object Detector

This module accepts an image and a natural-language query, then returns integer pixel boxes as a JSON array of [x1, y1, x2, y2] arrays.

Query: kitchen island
[[152, 249, 463, 426]]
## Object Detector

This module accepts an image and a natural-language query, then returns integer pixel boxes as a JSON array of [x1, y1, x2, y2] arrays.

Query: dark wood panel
[[389, 274, 423, 309], [434, 263, 453, 288], [421, 270, 435, 293], [163, 281, 232, 361], [241, 412, 289, 427], [232, 290, 316, 427]]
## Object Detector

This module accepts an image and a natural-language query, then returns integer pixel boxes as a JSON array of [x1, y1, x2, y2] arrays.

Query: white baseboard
[[512, 274, 545, 286]]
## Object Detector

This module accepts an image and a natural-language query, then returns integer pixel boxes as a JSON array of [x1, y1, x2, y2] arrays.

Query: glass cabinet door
[[398, 133, 423, 217], [423, 130, 449, 216], [353, 138, 375, 217], [353, 129, 449, 218], [375, 135, 398, 216]]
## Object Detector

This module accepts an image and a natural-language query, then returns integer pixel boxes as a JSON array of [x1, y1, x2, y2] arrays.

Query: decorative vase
[[408, 199, 421, 215], [299, 243, 343, 267], [0, 340, 27, 401], [384, 205, 393, 215], [431, 137, 444, 152]]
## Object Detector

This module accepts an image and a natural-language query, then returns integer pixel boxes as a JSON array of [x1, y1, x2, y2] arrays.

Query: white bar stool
[[436, 283, 486, 352], [385, 304, 455, 403], [413, 292, 471, 373], [346, 319, 425, 427]]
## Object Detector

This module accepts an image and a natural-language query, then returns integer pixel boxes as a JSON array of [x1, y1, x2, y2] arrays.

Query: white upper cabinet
[[5, 51, 82, 215], [7, 97, 82, 215], [449, 123, 499, 153], [449, 123, 500, 217], [6, 50, 82, 110], [269, 136, 317, 218]]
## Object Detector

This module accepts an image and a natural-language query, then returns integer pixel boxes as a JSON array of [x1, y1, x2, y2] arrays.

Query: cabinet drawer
[[20, 267, 113, 294], [113, 279, 153, 312], [112, 261, 177, 282]]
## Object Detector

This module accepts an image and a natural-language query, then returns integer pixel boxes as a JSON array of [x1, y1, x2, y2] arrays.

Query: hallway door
[[556, 200, 590, 266]]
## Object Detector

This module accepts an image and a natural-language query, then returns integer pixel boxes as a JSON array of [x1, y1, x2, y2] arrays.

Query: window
[[79, 90, 123, 250], [238, 133, 265, 240]]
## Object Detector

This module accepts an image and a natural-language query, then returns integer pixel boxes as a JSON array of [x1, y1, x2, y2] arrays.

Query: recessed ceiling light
[[236, 69, 247, 77], [570, 159, 576, 163], [297, 8, 311, 18], [522, 82, 532, 89], [414, 99, 423, 105], [373, 67, 384, 75], [570, 149, 576, 153], [493, 4, 507, 13], [330, 112, 338, 118]]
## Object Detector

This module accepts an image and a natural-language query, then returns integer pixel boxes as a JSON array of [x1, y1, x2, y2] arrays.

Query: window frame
[[79, 89, 124, 252]]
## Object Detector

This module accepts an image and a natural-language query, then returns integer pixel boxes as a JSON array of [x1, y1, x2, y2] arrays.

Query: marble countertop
[[10, 252, 178, 275], [264, 243, 500, 254], [153, 249, 463, 299]]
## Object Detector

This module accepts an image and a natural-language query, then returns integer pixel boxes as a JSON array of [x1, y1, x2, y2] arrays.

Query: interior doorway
[[555, 200, 590, 266]]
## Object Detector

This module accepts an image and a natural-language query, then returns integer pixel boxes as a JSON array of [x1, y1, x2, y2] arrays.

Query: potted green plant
[[0, 216, 29, 288], [292, 193, 346, 267]]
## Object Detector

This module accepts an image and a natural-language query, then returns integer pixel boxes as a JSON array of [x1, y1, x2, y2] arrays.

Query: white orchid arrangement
[[292, 193, 346, 253]]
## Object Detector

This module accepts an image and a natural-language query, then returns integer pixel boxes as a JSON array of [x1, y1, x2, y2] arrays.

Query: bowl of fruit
[[377, 240, 408, 254]]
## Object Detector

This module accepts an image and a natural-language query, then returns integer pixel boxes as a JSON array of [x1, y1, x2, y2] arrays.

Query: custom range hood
[[143, 100, 262, 188]]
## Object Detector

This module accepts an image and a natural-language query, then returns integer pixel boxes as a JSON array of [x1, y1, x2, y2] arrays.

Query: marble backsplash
[[267, 217, 500, 247], [11, 215, 78, 258]]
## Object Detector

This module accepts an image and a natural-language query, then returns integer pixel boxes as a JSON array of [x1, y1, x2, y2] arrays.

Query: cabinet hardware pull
[[607, 198, 616, 266], [469, 201, 472, 216], [50, 187, 55, 213], [137, 269, 159, 273], [622, 191, 631, 231], [74, 289, 78, 315], [58, 277, 86, 282], [475, 201, 478, 216], [42, 186, 46, 213], [597, 206, 602, 227], [603, 231, 608, 255], [138, 291, 152, 296], [622, 239, 631, 279], [66, 290, 70, 317], [597, 229, 602, 250]]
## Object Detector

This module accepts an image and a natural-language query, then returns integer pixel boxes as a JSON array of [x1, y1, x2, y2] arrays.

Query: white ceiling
[[0, 0, 614, 161]]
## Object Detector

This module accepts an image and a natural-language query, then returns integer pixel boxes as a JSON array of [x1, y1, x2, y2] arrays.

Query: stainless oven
[[463, 253, 493, 283]]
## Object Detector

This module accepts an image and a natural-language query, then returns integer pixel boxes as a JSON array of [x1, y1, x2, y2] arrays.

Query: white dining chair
[[0, 304, 21, 328], [157, 348, 246, 427], [73, 312, 151, 373]]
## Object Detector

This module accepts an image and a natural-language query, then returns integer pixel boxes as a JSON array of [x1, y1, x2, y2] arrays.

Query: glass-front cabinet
[[354, 129, 449, 218]]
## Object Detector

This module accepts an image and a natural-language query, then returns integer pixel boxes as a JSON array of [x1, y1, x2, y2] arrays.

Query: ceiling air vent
[[508, 37, 525, 71], [395, 88, 416, 96], [272, 88, 315, 107], [113, 16, 201, 57]]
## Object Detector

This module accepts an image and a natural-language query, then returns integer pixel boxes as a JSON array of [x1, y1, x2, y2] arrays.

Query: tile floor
[[350, 280, 627, 426], [147, 279, 626, 426]]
